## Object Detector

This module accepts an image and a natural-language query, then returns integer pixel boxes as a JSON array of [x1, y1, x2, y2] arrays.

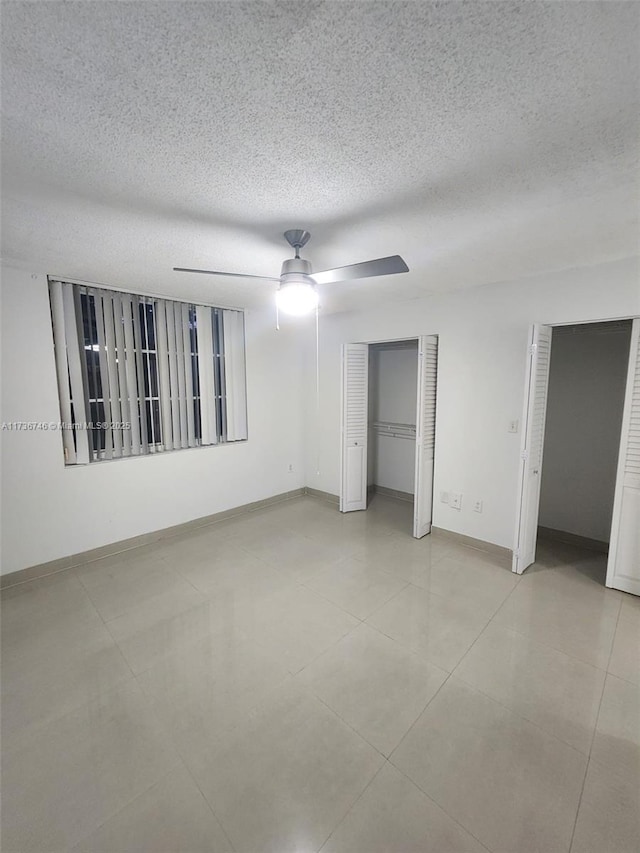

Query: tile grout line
[[567, 593, 623, 853], [130, 663, 299, 849], [298, 572, 411, 624], [450, 671, 598, 759], [293, 676, 390, 760], [284, 611, 366, 677], [313, 761, 389, 853], [64, 766, 179, 852], [97, 581, 206, 682], [295, 675, 492, 853], [292, 617, 447, 761], [385, 655, 455, 764], [487, 616, 619, 672], [438, 587, 604, 758], [6, 631, 187, 853], [382, 664, 548, 853], [71, 557, 214, 853], [174, 759, 239, 853], [487, 566, 622, 673], [165, 668, 370, 853], [451, 569, 618, 756], [375, 566, 586, 853], [69, 565, 139, 681], [383, 664, 494, 853], [450, 577, 607, 759]]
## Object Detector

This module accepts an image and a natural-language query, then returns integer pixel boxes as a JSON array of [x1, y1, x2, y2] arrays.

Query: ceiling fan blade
[[311, 255, 409, 286], [173, 267, 279, 282]]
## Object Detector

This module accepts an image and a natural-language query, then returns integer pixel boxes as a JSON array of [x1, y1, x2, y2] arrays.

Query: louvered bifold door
[[514, 324, 553, 573], [606, 318, 640, 596], [413, 336, 438, 538], [340, 343, 369, 512]]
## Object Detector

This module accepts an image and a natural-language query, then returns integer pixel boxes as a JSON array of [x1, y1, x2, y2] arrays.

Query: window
[[48, 280, 247, 464]]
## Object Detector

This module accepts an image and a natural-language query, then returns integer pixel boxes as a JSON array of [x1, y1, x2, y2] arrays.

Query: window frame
[[48, 279, 248, 465]]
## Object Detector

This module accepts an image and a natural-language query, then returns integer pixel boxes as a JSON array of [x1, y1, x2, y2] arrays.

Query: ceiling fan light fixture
[[276, 281, 319, 315], [276, 255, 319, 315]]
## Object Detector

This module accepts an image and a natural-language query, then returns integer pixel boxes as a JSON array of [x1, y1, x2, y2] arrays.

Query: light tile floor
[[1, 495, 638, 852]]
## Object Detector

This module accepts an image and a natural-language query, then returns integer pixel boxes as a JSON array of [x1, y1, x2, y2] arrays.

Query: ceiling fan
[[173, 229, 409, 315]]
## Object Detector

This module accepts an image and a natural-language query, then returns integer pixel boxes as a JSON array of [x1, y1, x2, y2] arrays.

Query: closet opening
[[340, 335, 438, 539], [367, 340, 419, 535]]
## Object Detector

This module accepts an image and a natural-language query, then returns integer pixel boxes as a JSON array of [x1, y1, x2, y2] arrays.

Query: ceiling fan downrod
[[283, 229, 311, 259]]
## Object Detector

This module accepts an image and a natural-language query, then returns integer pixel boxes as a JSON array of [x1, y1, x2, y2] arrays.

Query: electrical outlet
[[508, 420, 519, 433], [473, 499, 483, 513], [440, 491, 450, 504], [288, 463, 294, 473], [450, 492, 462, 510]]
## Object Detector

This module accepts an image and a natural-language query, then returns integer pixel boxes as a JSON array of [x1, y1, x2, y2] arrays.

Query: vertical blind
[[49, 280, 248, 464]]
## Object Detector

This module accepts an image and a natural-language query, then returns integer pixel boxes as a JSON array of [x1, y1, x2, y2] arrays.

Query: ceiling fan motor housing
[[279, 256, 314, 287]]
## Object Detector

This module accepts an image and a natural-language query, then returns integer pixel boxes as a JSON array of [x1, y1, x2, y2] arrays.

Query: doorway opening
[[536, 321, 632, 584], [514, 318, 639, 594], [340, 335, 438, 539]]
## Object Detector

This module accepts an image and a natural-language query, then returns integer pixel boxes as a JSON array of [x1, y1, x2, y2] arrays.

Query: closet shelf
[[371, 420, 417, 440]]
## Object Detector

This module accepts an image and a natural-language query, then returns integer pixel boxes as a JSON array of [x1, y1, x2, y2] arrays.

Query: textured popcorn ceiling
[[1, 1, 639, 313]]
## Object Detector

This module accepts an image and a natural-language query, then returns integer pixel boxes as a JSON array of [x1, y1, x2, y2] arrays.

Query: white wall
[[0, 265, 306, 574], [305, 256, 640, 549], [538, 323, 631, 542], [369, 345, 418, 494]]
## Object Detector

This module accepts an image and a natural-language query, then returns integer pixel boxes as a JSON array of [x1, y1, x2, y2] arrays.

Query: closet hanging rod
[[371, 421, 416, 440]]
